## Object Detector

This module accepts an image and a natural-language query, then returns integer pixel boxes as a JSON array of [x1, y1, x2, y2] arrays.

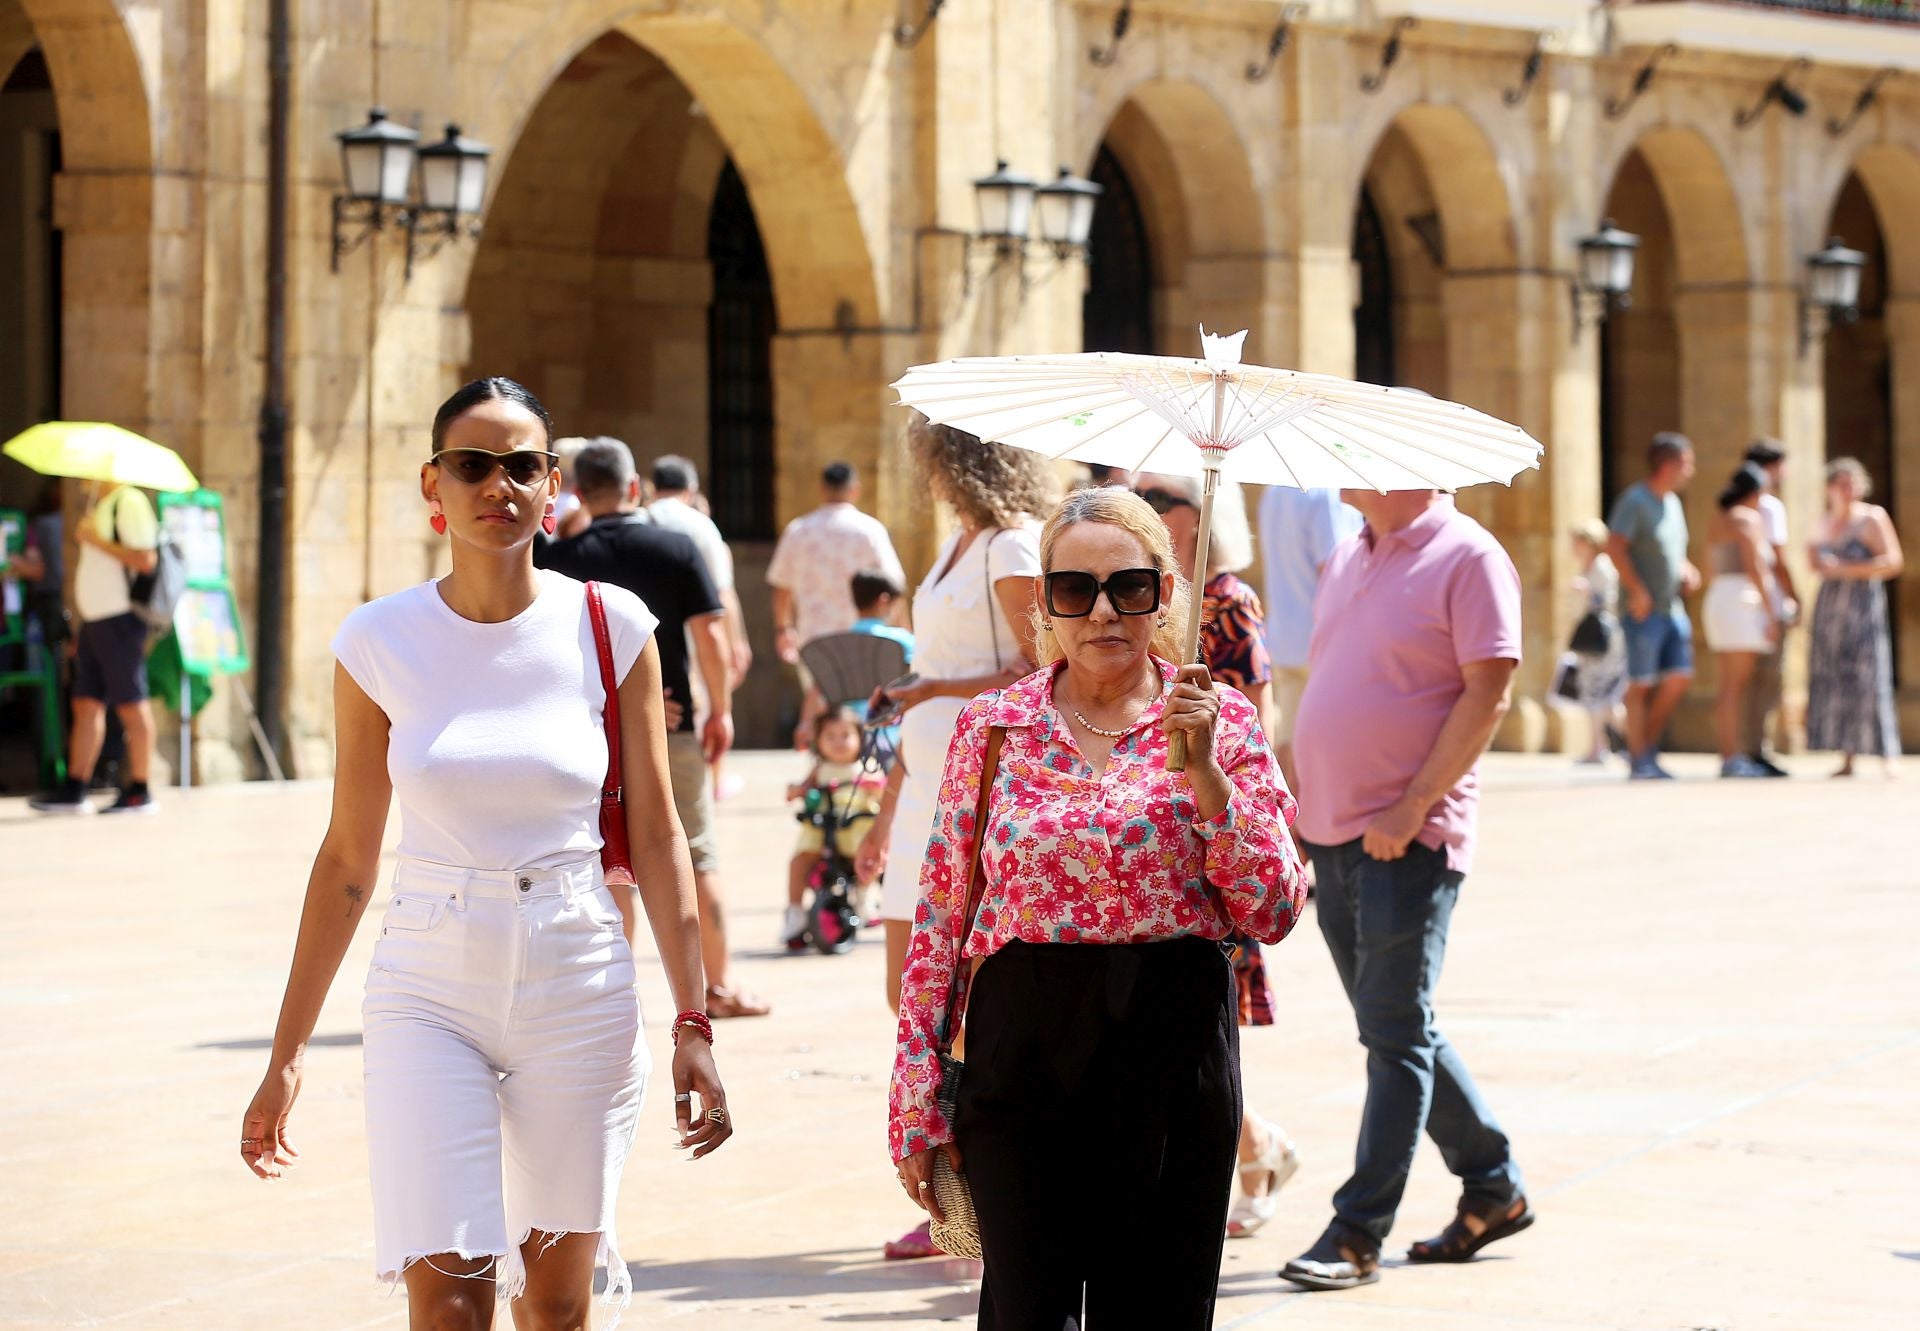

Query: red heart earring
[[541, 504, 557, 536], [429, 504, 447, 536]]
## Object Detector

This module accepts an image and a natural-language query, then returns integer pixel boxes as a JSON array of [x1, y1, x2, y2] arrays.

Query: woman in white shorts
[[853, 417, 1052, 1259], [240, 378, 732, 1329], [1702, 464, 1780, 778]]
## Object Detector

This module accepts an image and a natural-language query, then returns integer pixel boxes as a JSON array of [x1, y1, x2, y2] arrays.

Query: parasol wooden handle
[[1166, 468, 1220, 773]]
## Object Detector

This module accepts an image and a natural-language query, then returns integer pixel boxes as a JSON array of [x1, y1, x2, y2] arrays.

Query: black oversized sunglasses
[[1135, 486, 1195, 516], [1044, 568, 1162, 618], [430, 448, 559, 488]]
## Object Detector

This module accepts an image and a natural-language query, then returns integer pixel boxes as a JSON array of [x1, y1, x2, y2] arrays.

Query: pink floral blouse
[[887, 656, 1305, 1161]]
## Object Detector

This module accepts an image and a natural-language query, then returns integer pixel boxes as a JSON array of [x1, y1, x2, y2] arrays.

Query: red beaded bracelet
[[671, 1010, 714, 1047]]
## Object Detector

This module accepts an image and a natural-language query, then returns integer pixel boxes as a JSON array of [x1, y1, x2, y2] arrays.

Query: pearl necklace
[[1066, 680, 1168, 739]]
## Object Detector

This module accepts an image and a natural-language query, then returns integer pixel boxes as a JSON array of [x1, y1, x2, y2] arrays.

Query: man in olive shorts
[[30, 483, 161, 815]]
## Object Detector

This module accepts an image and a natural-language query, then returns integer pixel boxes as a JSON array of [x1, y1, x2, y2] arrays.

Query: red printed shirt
[[887, 657, 1305, 1161]]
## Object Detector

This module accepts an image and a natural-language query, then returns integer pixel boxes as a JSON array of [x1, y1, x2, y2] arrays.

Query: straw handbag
[[925, 725, 1006, 1261]]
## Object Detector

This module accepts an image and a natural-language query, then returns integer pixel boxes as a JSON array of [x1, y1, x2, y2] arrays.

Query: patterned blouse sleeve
[[1191, 690, 1305, 946], [887, 695, 995, 1161]]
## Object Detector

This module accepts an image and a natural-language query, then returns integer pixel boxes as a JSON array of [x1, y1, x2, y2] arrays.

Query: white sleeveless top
[[331, 570, 657, 872]]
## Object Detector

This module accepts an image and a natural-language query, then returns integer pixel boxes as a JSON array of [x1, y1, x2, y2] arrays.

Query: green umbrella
[[3, 421, 200, 493]]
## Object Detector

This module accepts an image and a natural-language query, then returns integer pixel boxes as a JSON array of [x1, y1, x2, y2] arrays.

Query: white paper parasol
[[891, 329, 1544, 767]]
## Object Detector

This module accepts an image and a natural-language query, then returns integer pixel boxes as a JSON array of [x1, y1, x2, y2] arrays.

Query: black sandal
[[1280, 1221, 1381, 1291], [1406, 1194, 1535, 1264]]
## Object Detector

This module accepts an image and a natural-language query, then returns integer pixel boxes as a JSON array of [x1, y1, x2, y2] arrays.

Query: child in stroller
[[782, 706, 887, 953]]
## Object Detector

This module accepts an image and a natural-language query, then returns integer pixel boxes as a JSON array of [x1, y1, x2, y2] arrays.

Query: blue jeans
[[1304, 837, 1522, 1242], [1621, 605, 1693, 684]]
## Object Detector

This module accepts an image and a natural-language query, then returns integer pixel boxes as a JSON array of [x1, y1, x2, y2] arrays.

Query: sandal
[[882, 1220, 944, 1260], [1406, 1194, 1535, 1264], [1280, 1221, 1380, 1291], [705, 984, 771, 1019], [1225, 1118, 1300, 1239]]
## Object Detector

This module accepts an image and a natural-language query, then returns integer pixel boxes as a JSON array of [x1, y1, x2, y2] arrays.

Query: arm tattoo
[[344, 883, 365, 917]]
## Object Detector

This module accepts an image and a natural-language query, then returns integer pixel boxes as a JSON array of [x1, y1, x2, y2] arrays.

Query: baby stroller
[[791, 632, 909, 955]]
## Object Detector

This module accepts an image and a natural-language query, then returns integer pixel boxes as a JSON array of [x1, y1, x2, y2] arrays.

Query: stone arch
[[1598, 127, 1751, 289], [1081, 78, 1267, 356], [467, 6, 879, 332], [0, 0, 154, 447]]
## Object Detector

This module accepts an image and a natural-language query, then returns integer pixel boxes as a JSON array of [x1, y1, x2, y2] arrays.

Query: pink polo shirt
[[1292, 498, 1521, 875]]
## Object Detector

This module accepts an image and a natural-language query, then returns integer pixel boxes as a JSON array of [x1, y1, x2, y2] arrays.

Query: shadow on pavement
[[194, 1032, 363, 1051], [611, 1248, 981, 1319]]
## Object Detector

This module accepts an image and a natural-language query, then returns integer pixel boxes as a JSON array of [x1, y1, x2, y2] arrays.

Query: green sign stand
[[155, 490, 282, 785], [0, 506, 66, 786]]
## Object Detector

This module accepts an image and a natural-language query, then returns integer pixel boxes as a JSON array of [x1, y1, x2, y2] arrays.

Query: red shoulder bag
[[585, 581, 637, 887]]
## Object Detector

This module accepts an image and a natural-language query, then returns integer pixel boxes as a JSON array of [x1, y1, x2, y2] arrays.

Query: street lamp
[[972, 160, 1037, 253], [408, 124, 492, 277], [1571, 219, 1639, 339], [332, 108, 418, 270], [1034, 166, 1103, 257], [1801, 236, 1867, 353]]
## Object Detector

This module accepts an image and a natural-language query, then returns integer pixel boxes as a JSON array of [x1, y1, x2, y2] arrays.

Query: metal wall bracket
[[1603, 43, 1677, 121], [1502, 35, 1547, 108], [894, 0, 945, 49], [1828, 68, 1898, 138], [1360, 17, 1416, 94], [1247, 3, 1309, 83], [1090, 0, 1134, 67], [1734, 58, 1811, 129]]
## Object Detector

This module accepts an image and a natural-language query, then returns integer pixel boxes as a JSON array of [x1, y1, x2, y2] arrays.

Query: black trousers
[[955, 938, 1241, 1331]]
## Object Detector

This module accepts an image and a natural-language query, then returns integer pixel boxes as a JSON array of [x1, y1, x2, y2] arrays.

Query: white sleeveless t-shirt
[[331, 570, 657, 872]]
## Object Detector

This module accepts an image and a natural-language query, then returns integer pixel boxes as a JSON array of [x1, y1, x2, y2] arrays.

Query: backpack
[[112, 489, 187, 630]]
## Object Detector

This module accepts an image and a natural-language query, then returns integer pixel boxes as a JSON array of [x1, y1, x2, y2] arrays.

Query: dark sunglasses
[[430, 448, 558, 488], [1044, 568, 1162, 618], [1136, 486, 1196, 516]]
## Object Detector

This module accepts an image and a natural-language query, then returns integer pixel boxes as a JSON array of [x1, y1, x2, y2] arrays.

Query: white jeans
[[362, 854, 647, 1314]]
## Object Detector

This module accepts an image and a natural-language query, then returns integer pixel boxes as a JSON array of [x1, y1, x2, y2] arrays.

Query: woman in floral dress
[[1806, 457, 1904, 777], [888, 487, 1307, 1328]]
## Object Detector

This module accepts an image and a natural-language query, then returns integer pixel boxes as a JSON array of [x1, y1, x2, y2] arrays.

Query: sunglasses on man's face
[[1044, 568, 1162, 618], [430, 448, 558, 489], [1135, 487, 1195, 516]]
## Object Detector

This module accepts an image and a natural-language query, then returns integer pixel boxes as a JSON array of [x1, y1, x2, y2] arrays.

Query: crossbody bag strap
[[936, 724, 1006, 1056], [585, 581, 623, 801]]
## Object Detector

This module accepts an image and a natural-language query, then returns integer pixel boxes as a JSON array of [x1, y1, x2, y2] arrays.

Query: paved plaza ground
[[3, 750, 1917, 1330]]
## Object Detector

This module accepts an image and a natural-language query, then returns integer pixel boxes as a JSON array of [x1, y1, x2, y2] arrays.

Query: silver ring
[[673, 1093, 692, 1103]]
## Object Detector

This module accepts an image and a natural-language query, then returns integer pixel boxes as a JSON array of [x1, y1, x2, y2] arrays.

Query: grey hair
[[570, 437, 637, 498], [1826, 456, 1872, 500], [1136, 472, 1255, 575]]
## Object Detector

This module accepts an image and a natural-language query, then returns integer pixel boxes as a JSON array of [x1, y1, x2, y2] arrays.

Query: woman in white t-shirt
[[854, 417, 1054, 1260], [239, 378, 731, 1328]]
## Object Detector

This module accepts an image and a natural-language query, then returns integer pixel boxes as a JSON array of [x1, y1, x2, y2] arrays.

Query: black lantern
[[1035, 166, 1103, 255], [336, 108, 418, 206], [973, 160, 1037, 247], [417, 124, 492, 217], [1801, 236, 1867, 352], [1571, 219, 1640, 338]]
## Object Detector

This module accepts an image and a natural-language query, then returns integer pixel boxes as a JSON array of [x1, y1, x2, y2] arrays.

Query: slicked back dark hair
[[431, 377, 554, 453]]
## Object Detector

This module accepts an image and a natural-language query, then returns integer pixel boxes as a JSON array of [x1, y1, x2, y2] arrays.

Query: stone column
[[1885, 295, 1920, 744]]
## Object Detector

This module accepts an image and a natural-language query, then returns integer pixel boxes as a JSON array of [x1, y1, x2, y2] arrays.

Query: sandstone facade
[[3, 0, 1917, 769]]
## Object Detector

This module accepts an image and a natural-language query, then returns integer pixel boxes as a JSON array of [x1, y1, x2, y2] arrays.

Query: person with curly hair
[[854, 415, 1056, 1260]]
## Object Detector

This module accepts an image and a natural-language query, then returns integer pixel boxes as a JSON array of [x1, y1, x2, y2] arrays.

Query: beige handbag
[[925, 725, 1005, 1261]]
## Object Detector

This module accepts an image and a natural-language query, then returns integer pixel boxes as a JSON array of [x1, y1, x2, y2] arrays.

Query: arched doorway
[[1351, 183, 1395, 388], [1079, 80, 1266, 359], [706, 160, 775, 540], [1826, 155, 1915, 706], [1599, 147, 1682, 509], [1083, 145, 1155, 354], [0, 44, 59, 507]]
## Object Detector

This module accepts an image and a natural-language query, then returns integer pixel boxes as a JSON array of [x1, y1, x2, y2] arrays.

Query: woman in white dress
[[855, 417, 1055, 1259]]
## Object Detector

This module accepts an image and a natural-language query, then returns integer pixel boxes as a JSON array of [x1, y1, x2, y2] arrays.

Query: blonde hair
[[1032, 488, 1191, 666], [1571, 517, 1609, 549], [1136, 472, 1254, 574], [1827, 456, 1873, 500]]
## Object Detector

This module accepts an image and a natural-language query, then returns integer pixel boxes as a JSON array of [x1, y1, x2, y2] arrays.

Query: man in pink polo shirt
[[1280, 489, 1532, 1291]]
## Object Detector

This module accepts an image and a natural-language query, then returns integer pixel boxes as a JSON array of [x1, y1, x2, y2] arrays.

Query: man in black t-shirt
[[535, 438, 769, 1018]]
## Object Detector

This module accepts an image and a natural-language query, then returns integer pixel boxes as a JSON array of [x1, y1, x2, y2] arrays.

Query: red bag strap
[[585, 581, 622, 801], [936, 724, 1006, 1057]]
